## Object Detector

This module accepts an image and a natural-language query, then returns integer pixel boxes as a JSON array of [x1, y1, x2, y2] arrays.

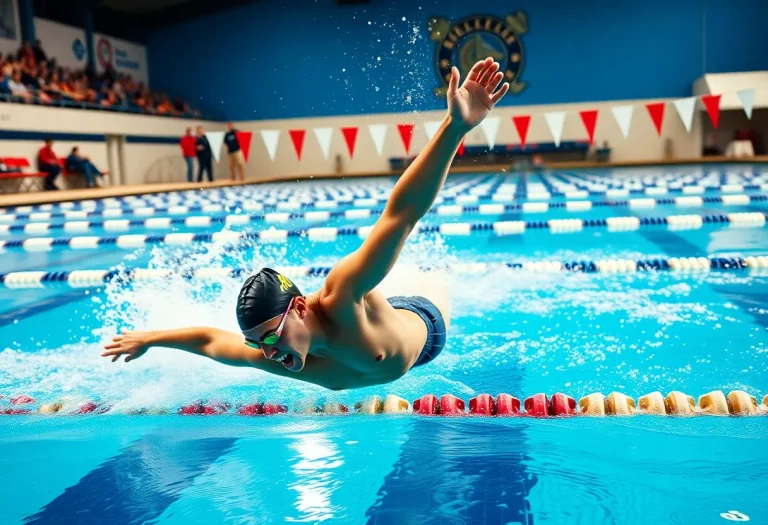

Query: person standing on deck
[[104, 58, 510, 391]]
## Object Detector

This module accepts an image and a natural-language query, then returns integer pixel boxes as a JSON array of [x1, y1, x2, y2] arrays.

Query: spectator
[[37, 138, 61, 191], [0, 64, 11, 95], [224, 122, 245, 181], [17, 41, 35, 65], [33, 40, 47, 64], [195, 126, 213, 183], [180, 127, 197, 183], [8, 71, 33, 101], [65, 146, 103, 188]]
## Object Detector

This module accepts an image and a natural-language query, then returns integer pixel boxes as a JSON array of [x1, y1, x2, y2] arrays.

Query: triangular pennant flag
[[341, 127, 358, 158], [480, 116, 501, 150], [397, 123, 415, 154], [579, 110, 598, 145], [672, 97, 696, 133], [511, 115, 531, 148], [544, 111, 566, 147], [260, 130, 280, 161], [645, 102, 665, 136], [367, 124, 388, 156], [610, 105, 633, 139], [424, 121, 442, 141], [701, 94, 721, 129], [289, 129, 306, 161], [737, 89, 755, 119], [458, 138, 465, 156], [235, 131, 252, 162], [313, 127, 333, 160], [205, 131, 225, 163]]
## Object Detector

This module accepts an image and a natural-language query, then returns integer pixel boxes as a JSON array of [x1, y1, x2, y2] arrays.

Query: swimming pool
[[1, 164, 767, 524]]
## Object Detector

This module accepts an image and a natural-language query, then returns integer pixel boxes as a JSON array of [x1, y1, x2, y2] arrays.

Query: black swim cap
[[236, 268, 302, 331]]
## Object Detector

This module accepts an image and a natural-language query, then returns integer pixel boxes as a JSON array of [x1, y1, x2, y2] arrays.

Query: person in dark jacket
[[195, 126, 213, 183], [65, 146, 103, 188]]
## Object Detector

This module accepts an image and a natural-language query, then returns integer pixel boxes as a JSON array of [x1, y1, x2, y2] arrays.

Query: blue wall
[[147, 0, 768, 121]]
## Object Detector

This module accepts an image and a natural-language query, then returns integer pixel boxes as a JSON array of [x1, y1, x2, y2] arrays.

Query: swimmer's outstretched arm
[[102, 328, 341, 388], [325, 58, 509, 299]]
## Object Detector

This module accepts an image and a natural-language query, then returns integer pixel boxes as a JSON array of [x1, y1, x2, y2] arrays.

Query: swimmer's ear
[[447, 66, 459, 98], [294, 296, 308, 319]]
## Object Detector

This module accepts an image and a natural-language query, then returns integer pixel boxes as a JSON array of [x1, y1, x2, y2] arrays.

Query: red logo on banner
[[579, 110, 598, 145], [96, 38, 113, 69], [341, 127, 359, 158], [645, 102, 665, 136], [701, 94, 721, 129], [512, 115, 531, 148], [236, 131, 252, 162], [289, 129, 306, 160], [397, 124, 414, 154]]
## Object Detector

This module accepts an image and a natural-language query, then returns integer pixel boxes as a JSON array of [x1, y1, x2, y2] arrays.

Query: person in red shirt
[[180, 127, 197, 182], [37, 138, 60, 191]]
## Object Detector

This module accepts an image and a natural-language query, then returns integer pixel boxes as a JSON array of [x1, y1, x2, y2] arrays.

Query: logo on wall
[[72, 39, 85, 61], [96, 38, 113, 69], [429, 12, 528, 98]]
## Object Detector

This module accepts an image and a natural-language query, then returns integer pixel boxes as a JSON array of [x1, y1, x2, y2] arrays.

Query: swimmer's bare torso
[[103, 58, 508, 391], [111, 285, 449, 390]]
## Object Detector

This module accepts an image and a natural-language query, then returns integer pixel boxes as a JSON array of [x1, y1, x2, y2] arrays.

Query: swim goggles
[[244, 296, 295, 349]]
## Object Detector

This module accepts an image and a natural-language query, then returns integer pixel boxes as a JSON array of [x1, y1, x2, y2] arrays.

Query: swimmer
[[103, 58, 510, 390]]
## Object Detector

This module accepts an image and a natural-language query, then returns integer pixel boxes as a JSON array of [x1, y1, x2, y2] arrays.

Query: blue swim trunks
[[387, 296, 446, 368]]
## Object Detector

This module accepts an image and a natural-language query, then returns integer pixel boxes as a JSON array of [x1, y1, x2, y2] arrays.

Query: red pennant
[[579, 110, 599, 145], [512, 115, 531, 148], [341, 127, 358, 158], [235, 131, 252, 162], [397, 123, 415, 154], [701, 94, 721, 129], [458, 138, 465, 156], [645, 102, 665, 136], [288, 129, 306, 160]]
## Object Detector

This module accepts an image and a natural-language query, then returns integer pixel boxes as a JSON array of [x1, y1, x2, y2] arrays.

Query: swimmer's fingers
[[447, 66, 459, 97], [465, 57, 492, 84], [491, 82, 510, 105], [486, 71, 503, 94], [477, 61, 499, 87]]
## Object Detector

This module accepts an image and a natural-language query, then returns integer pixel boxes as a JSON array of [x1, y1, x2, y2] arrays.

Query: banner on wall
[[0, 0, 21, 55], [34, 18, 87, 69], [93, 33, 149, 84], [33, 18, 149, 84]]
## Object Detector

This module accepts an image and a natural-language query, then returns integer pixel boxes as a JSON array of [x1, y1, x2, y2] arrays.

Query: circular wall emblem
[[430, 12, 528, 98]]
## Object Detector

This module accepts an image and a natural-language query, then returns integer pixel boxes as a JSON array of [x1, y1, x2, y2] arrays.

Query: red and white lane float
[[1, 389, 766, 417]]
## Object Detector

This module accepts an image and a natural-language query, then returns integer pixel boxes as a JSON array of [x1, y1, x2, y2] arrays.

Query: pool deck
[[1, 155, 765, 208]]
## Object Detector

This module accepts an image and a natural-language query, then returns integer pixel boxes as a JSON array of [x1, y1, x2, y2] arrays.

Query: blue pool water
[[1, 165, 767, 524]]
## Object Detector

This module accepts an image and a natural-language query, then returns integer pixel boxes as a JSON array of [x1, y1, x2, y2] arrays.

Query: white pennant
[[205, 131, 225, 163], [610, 105, 634, 139], [737, 89, 756, 119], [367, 124, 388, 156], [313, 127, 333, 160], [673, 97, 696, 133], [479, 116, 500, 149], [260, 130, 280, 161], [423, 120, 442, 141], [544, 112, 566, 147]]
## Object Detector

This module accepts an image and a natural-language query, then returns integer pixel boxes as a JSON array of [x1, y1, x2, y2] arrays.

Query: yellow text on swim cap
[[277, 274, 294, 293]]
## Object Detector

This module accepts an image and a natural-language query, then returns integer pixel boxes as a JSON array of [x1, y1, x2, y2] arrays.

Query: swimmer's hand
[[102, 330, 150, 363], [447, 57, 509, 132]]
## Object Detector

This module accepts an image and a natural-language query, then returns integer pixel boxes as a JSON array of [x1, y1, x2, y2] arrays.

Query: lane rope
[[1, 211, 765, 253], [2, 390, 765, 417], [2, 254, 766, 288]]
